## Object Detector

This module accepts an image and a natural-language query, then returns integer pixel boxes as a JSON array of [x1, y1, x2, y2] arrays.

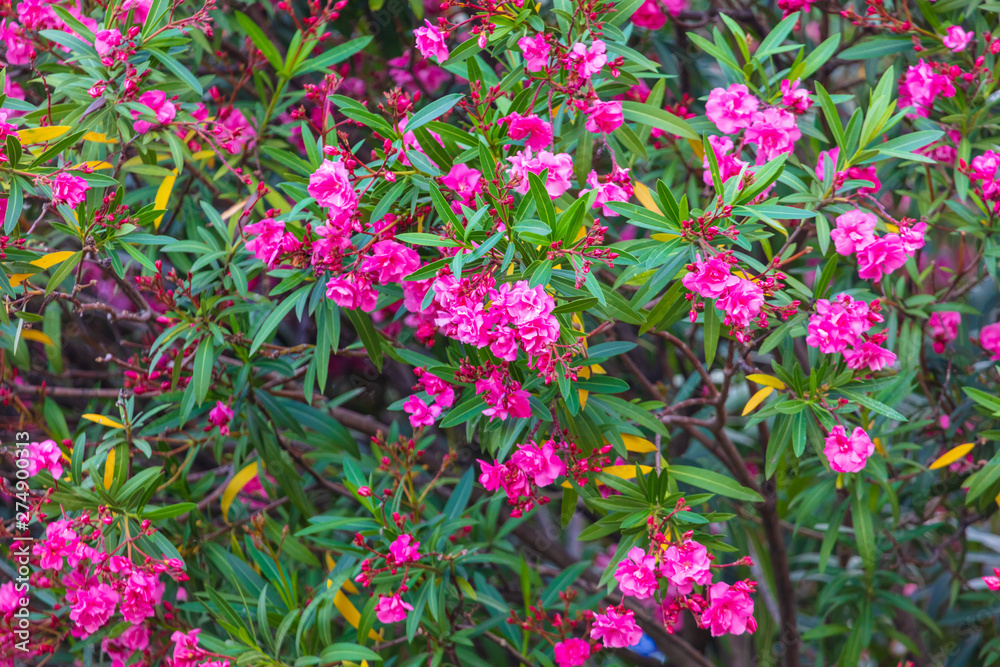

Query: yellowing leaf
[[31, 251, 76, 270], [621, 434, 657, 453], [16, 126, 71, 144], [220, 461, 259, 521], [651, 232, 681, 241], [836, 473, 844, 489], [325, 553, 383, 641], [577, 363, 604, 410], [83, 132, 118, 144], [634, 181, 661, 214], [873, 436, 886, 457], [154, 170, 178, 230], [104, 448, 116, 491], [602, 464, 654, 480], [746, 374, 786, 390], [191, 149, 215, 161], [929, 443, 975, 470], [81, 160, 113, 170], [8, 273, 33, 287], [19, 330, 54, 346], [82, 413, 125, 429], [995, 489, 1000, 510], [686, 137, 706, 160], [221, 198, 249, 221], [742, 386, 774, 416], [885, 223, 899, 233]]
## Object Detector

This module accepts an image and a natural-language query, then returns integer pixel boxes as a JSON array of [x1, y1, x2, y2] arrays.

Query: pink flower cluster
[[601, 535, 757, 643], [506, 149, 575, 198], [806, 293, 896, 372], [982, 322, 1000, 360], [582, 165, 634, 216], [682, 254, 766, 339], [928, 311, 960, 354], [26, 439, 64, 478], [899, 60, 956, 117], [705, 82, 804, 166], [968, 150, 1000, 212], [403, 368, 456, 428], [51, 172, 90, 208], [479, 438, 565, 515], [823, 425, 875, 473], [132, 90, 177, 134], [831, 209, 924, 282]]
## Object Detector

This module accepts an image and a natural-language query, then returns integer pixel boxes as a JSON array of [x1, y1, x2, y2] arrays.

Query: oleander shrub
[[3, 0, 1000, 666]]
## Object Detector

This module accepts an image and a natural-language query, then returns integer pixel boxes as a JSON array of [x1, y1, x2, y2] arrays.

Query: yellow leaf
[[633, 181, 661, 214], [929, 443, 975, 470], [82, 413, 125, 429], [81, 160, 113, 170], [104, 448, 115, 491], [835, 473, 844, 489], [220, 461, 259, 521], [221, 198, 249, 221], [885, 223, 899, 233], [995, 489, 1000, 510], [621, 434, 657, 453], [873, 436, 886, 457], [746, 374, 786, 390], [31, 251, 76, 270], [8, 273, 32, 287], [742, 386, 774, 416], [19, 330, 53, 346], [191, 149, 215, 161], [651, 232, 681, 241], [154, 170, 178, 230], [83, 132, 118, 144], [16, 126, 71, 144], [602, 464, 654, 479]]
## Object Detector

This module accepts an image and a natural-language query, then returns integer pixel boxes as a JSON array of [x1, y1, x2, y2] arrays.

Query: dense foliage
[[3, 0, 1000, 666]]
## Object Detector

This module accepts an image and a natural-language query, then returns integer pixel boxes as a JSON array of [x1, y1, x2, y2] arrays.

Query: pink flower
[[661, 537, 712, 595], [477, 379, 532, 421], [120, 570, 160, 624], [94, 28, 123, 58], [632, 0, 666, 29], [682, 255, 739, 299], [122, 0, 153, 23], [0, 20, 34, 65], [831, 209, 877, 256], [705, 84, 759, 134], [582, 166, 633, 216], [441, 163, 482, 204], [360, 240, 421, 285], [701, 581, 757, 637], [716, 279, 764, 328], [389, 534, 421, 564], [27, 439, 63, 478], [32, 520, 80, 570], [781, 78, 812, 114], [984, 568, 1000, 591], [215, 107, 256, 154], [478, 459, 505, 491], [504, 113, 554, 151], [899, 59, 956, 117], [553, 638, 592, 667], [585, 100, 624, 134], [103, 624, 150, 667], [0, 581, 22, 614], [51, 172, 90, 208], [806, 296, 872, 354], [512, 439, 565, 486], [244, 218, 301, 269], [844, 341, 897, 372], [856, 234, 908, 282], [69, 583, 119, 636], [132, 90, 176, 134], [403, 395, 441, 428], [823, 425, 875, 473], [702, 135, 748, 187], [981, 322, 1000, 360], [744, 108, 800, 164], [899, 221, 926, 255], [308, 159, 358, 216], [375, 593, 413, 623], [208, 401, 233, 435], [518, 34, 550, 72], [929, 311, 960, 353], [325, 273, 378, 312], [943, 26, 973, 52], [414, 19, 449, 62], [170, 629, 206, 667], [614, 547, 659, 599], [568, 40, 607, 78], [590, 606, 643, 648], [506, 149, 574, 198]]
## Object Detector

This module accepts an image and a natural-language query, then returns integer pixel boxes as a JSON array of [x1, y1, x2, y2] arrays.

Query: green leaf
[[250, 291, 302, 355], [667, 465, 763, 502], [235, 11, 284, 70], [344, 308, 383, 371], [297, 35, 372, 74], [620, 101, 698, 140], [192, 336, 214, 406], [406, 93, 465, 134], [703, 303, 720, 367], [852, 490, 876, 574]]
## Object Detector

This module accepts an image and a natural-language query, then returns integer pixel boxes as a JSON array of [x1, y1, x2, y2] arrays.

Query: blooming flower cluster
[[823, 425, 876, 473], [831, 209, 925, 283], [705, 81, 805, 165], [806, 292, 896, 372]]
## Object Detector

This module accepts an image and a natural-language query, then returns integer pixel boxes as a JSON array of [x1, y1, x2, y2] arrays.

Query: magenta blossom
[[831, 209, 877, 256], [682, 255, 740, 299], [701, 581, 757, 636], [51, 172, 90, 208], [504, 112, 554, 151], [929, 311, 960, 353], [661, 536, 712, 594], [823, 425, 875, 473], [856, 234, 908, 282], [414, 19, 448, 62], [132, 90, 176, 134], [375, 593, 413, 623], [553, 638, 592, 666], [981, 322, 1000, 360], [389, 534, 421, 564], [512, 439, 565, 486], [590, 606, 643, 648], [705, 84, 758, 134], [403, 395, 441, 428], [614, 546, 659, 599], [568, 40, 607, 78], [518, 34, 550, 71], [69, 583, 119, 636], [27, 439, 63, 478], [943, 26, 973, 52], [585, 100, 624, 134], [716, 279, 764, 328]]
